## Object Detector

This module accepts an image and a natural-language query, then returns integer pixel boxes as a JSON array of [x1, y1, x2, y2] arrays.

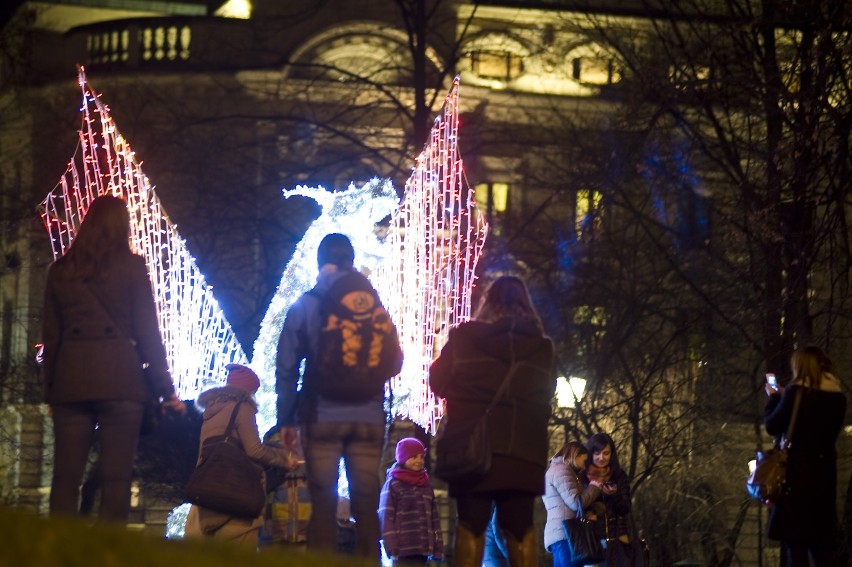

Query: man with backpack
[[276, 233, 403, 562]]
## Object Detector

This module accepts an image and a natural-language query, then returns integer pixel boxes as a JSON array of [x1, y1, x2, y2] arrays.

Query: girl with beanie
[[185, 364, 297, 548], [379, 437, 445, 565]]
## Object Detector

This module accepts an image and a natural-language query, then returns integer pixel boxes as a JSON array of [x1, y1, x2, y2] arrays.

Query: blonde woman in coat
[[543, 442, 602, 567]]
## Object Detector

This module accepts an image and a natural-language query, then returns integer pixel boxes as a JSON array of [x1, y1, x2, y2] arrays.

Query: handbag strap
[[223, 400, 243, 441], [84, 280, 160, 395], [780, 387, 803, 450], [84, 279, 136, 345], [485, 361, 521, 417]]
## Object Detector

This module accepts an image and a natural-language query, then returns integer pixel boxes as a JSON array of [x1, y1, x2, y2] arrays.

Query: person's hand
[[764, 383, 783, 396], [589, 479, 603, 488], [601, 482, 617, 495], [279, 426, 299, 452], [162, 393, 186, 415], [285, 453, 303, 470]]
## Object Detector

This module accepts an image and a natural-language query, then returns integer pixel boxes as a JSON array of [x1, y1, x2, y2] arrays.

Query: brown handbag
[[746, 388, 802, 504]]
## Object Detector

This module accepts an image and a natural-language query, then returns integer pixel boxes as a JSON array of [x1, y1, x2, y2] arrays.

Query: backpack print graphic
[[309, 272, 403, 402]]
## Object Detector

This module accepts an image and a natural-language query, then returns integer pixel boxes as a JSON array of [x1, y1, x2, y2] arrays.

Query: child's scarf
[[390, 466, 430, 486]]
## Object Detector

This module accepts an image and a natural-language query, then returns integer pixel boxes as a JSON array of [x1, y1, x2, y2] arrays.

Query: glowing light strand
[[40, 67, 248, 398], [375, 77, 488, 433]]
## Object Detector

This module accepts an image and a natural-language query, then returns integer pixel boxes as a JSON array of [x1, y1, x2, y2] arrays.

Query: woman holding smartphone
[[581, 433, 646, 567], [764, 346, 846, 566]]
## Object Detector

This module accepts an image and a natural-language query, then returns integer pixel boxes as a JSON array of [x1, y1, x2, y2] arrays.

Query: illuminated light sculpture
[[374, 77, 488, 433], [40, 67, 248, 398], [252, 80, 486, 434], [250, 179, 401, 432], [40, 69, 484, 439]]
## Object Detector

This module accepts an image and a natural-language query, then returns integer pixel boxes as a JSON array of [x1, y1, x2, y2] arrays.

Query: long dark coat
[[42, 252, 174, 404], [429, 317, 556, 496], [764, 384, 846, 544]]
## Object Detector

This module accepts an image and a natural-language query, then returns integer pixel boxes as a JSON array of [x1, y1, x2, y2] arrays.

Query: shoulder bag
[[185, 400, 267, 518], [434, 359, 520, 485], [85, 280, 162, 435], [746, 387, 802, 504], [563, 509, 605, 567], [561, 469, 605, 567]]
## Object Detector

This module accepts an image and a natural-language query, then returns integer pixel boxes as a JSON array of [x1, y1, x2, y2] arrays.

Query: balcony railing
[[85, 23, 192, 65], [81, 19, 193, 67]]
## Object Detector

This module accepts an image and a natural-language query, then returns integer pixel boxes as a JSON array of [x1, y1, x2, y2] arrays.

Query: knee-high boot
[[453, 523, 485, 567], [504, 529, 537, 567]]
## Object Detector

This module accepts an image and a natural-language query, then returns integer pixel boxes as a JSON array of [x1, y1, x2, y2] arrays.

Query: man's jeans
[[301, 421, 385, 561]]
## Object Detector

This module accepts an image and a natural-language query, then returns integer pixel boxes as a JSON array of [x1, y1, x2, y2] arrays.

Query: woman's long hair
[[57, 195, 131, 279], [791, 345, 835, 389], [555, 441, 588, 471], [586, 432, 621, 474], [474, 275, 544, 333]]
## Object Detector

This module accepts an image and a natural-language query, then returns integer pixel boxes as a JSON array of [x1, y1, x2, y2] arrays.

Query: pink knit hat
[[396, 437, 426, 464], [225, 363, 260, 393]]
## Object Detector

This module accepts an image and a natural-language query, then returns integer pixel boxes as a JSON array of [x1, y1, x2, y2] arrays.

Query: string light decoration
[[250, 179, 401, 433], [374, 77, 488, 433], [39, 69, 484, 438], [251, 79, 486, 434], [40, 67, 248, 399]]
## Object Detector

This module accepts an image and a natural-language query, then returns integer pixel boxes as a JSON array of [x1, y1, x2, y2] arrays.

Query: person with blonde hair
[[543, 441, 602, 567], [430, 275, 556, 567], [764, 346, 846, 566], [42, 194, 185, 523]]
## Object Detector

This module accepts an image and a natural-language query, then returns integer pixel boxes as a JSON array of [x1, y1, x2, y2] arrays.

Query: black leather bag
[[434, 361, 520, 485], [434, 415, 491, 484], [139, 395, 161, 436], [185, 401, 266, 518], [563, 515, 605, 567]]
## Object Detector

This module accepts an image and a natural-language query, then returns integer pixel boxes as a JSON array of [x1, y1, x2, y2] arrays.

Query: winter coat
[[42, 252, 174, 405], [191, 386, 290, 535], [582, 466, 632, 542], [542, 456, 601, 549], [764, 382, 846, 544], [430, 317, 556, 495], [378, 468, 444, 559]]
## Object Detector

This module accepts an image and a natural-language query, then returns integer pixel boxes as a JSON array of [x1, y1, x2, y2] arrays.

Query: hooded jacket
[[191, 386, 290, 533], [430, 317, 556, 494], [276, 267, 400, 426]]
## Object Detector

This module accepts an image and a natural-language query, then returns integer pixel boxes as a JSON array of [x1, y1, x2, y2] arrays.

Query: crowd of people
[[41, 195, 847, 567]]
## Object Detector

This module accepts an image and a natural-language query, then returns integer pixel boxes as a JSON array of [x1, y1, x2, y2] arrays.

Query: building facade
[[1, 0, 850, 564]]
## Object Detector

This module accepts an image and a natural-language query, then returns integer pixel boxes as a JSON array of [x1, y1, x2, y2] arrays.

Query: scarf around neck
[[586, 463, 612, 485], [390, 466, 430, 486]]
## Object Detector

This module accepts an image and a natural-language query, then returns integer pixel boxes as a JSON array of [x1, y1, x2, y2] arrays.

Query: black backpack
[[307, 271, 403, 402]]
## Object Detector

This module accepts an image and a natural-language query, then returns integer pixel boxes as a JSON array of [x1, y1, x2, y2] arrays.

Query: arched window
[[287, 23, 442, 85]]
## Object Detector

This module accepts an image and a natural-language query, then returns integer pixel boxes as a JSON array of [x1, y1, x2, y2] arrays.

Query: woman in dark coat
[[42, 195, 185, 523], [764, 346, 846, 566], [582, 433, 645, 567], [430, 275, 556, 567]]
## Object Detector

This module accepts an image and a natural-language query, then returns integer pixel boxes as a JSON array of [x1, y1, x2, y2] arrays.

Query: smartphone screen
[[766, 373, 777, 389]]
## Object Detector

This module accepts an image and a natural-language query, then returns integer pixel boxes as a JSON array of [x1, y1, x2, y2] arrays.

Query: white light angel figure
[[250, 178, 400, 433]]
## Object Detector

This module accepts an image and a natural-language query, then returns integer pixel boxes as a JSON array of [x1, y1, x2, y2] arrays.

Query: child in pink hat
[[378, 437, 444, 565]]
